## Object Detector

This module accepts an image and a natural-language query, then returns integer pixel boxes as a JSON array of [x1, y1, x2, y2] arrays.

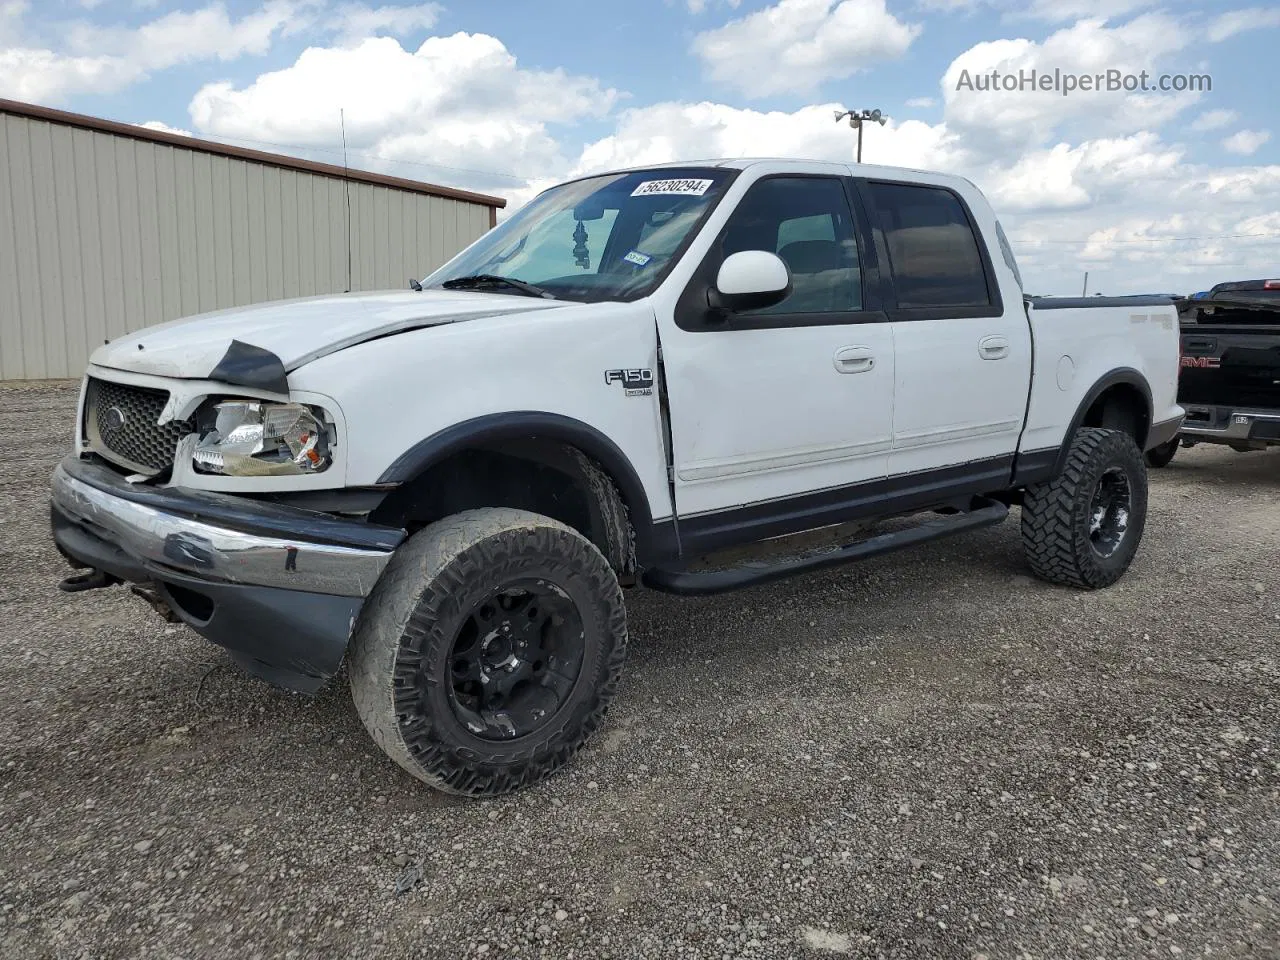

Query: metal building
[[0, 98, 505, 381]]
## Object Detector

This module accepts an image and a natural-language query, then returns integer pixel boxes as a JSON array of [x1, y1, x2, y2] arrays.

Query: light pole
[[834, 108, 887, 163]]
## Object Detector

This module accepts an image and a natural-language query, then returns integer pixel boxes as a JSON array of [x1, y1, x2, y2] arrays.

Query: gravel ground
[[1, 381, 1277, 960]]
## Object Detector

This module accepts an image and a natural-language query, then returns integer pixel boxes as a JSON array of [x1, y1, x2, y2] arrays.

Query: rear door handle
[[979, 336, 1010, 360], [833, 345, 875, 374]]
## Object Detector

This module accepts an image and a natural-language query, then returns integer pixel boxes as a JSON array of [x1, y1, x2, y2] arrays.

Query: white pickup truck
[[51, 159, 1182, 795]]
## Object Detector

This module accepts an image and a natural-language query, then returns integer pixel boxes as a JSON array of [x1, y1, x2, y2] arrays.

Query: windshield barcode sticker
[[631, 179, 714, 197]]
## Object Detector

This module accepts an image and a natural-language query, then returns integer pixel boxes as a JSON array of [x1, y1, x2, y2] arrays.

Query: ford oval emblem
[[103, 406, 127, 433]]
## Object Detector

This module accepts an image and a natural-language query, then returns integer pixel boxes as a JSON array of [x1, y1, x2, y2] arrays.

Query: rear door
[[857, 179, 1031, 479]]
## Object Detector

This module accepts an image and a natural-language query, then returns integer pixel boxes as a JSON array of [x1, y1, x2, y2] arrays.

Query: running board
[[642, 498, 1009, 596]]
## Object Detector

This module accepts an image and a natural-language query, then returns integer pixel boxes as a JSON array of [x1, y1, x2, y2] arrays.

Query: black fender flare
[[1052, 367, 1153, 475], [374, 412, 677, 566]]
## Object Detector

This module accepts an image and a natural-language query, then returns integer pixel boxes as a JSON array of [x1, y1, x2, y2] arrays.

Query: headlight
[[193, 401, 333, 477]]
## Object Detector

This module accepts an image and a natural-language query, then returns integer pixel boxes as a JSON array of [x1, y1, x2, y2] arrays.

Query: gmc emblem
[[1180, 356, 1221, 369]]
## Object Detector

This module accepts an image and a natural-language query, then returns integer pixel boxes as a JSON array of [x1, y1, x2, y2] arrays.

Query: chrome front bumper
[[51, 457, 401, 598], [50, 456, 407, 692]]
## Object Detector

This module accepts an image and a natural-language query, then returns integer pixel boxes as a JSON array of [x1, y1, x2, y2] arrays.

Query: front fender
[[286, 301, 673, 522]]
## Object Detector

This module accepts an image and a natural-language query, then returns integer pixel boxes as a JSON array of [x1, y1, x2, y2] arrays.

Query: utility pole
[[834, 108, 887, 163]]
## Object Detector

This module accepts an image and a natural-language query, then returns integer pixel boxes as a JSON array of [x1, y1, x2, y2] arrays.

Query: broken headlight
[[192, 401, 332, 477]]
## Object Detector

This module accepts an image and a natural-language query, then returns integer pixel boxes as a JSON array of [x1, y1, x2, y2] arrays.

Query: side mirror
[[710, 250, 792, 315]]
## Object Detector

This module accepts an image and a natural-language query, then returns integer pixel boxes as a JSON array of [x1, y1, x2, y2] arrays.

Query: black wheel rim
[[1088, 467, 1131, 558], [446, 579, 585, 741]]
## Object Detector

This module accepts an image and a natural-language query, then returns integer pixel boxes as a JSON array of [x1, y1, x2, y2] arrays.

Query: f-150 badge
[[605, 368, 654, 397]]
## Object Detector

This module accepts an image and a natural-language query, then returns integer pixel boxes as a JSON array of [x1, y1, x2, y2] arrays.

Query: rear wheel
[[1020, 427, 1148, 589], [348, 508, 627, 796], [1145, 437, 1179, 468]]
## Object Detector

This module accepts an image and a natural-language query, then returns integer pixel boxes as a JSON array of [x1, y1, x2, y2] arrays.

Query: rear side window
[[866, 182, 991, 309]]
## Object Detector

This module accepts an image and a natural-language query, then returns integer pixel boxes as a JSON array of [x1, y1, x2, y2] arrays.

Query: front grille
[[84, 378, 195, 474]]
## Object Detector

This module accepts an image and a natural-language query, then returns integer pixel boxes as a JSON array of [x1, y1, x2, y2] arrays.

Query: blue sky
[[3, 0, 1279, 294]]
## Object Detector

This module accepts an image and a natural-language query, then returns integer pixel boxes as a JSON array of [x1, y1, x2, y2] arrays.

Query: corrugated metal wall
[[0, 111, 493, 380]]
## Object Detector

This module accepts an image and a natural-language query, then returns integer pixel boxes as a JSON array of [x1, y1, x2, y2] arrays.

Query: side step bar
[[642, 498, 1009, 596]]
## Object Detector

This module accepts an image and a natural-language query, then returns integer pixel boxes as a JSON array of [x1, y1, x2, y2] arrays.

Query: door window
[[864, 182, 992, 309], [719, 177, 863, 316]]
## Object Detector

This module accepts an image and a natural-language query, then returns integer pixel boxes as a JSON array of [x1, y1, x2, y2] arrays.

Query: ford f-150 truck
[[1146, 280, 1280, 466], [50, 159, 1182, 795]]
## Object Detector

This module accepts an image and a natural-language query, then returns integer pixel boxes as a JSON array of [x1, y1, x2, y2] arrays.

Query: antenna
[[340, 108, 353, 294]]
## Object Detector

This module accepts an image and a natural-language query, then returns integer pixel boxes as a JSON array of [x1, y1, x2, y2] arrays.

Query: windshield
[[424, 167, 738, 303]]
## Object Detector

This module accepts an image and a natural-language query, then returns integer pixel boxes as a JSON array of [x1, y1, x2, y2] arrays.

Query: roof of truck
[[596, 157, 972, 187]]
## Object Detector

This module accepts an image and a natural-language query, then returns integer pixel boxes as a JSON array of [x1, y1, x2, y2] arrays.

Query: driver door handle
[[979, 336, 1010, 360], [833, 345, 876, 374]]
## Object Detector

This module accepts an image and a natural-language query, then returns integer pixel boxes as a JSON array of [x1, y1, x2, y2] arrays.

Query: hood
[[90, 289, 563, 382]]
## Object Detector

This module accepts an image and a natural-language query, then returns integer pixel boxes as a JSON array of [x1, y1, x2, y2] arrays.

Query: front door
[[657, 174, 895, 546]]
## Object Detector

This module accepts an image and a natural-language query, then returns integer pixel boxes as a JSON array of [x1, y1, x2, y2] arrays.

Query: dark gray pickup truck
[[1147, 279, 1280, 466]]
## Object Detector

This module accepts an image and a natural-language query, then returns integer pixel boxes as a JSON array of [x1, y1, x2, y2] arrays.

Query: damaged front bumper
[[50, 455, 405, 692]]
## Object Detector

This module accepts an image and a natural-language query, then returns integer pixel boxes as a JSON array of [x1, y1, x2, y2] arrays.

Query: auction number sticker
[[631, 178, 714, 197]]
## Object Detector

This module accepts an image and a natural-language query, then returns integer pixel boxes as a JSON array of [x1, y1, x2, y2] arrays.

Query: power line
[[1011, 232, 1280, 245]]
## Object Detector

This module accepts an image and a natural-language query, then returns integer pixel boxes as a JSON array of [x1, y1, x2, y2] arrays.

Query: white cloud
[[329, 2, 441, 44], [1190, 166, 1280, 204], [691, 0, 921, 97], [942, 15, 1197, 155], [905, 96, 936, 108], [1190, 109, 1238, 132], [569, 101, 961, 177], [0, 0, 314, 103], [0, 0, 467, 105], [188, 33, 617, 191], [1205, 6, 1280, 42], [1223, 129, 1271, 156], [139, 120, 195, 137], [989, 150, 1280, 293], [0, 49, 143, 102], [69, 0, 310, 66], [984, 132, 1183, 212]]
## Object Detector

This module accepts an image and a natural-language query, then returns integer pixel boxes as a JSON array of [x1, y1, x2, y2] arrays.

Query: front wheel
[[1145, 437, 1179, 468], [1020, 427, 1148, 589], [348, 508, 627, 796]]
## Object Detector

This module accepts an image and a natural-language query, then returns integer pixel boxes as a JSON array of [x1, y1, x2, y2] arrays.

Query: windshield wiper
[[440, 274, 556, 299]]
